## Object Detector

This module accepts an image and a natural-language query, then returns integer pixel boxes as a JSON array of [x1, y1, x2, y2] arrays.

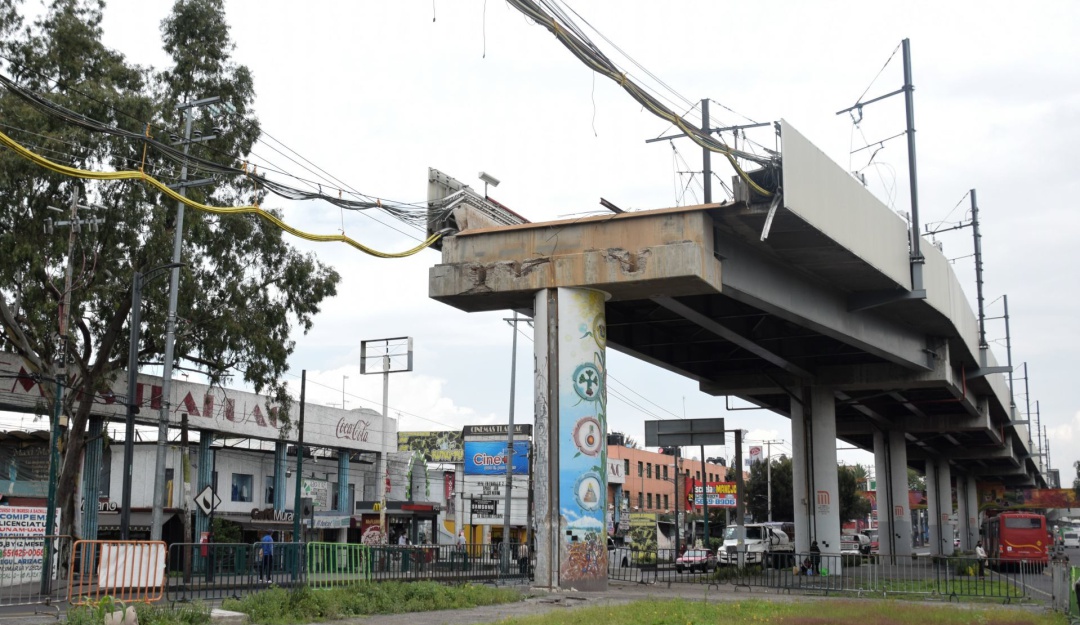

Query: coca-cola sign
[[336, 418, 371, 442]]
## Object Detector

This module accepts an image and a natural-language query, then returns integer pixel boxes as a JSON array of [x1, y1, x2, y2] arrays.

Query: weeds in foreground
[[220, 581, 522, 625], [64, 599, 210, 625]]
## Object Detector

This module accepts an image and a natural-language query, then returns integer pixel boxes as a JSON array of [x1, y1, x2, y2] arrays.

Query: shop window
[[231, 473, 253, 502]]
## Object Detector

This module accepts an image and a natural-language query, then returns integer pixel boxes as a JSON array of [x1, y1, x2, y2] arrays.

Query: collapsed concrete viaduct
[[427, 121, 1039, 590]]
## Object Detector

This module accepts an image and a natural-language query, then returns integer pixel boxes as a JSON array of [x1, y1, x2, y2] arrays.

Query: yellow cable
[[0, 129, 440, 258]]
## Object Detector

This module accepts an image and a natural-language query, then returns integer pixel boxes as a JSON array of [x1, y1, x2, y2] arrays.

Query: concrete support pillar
[[273, 442, 287, 512], [80, 418, 103, 540], [925, 461, 939, 555], [534, 287, 608, 591], [873, 430, 912, 557], [790, 392, 810, 554], [964, 474, 979, 549], [888, 433, 912, 556], [873, 431, 892, 556], [337, 453, 350, 513], [925, 459, 954, 556], [959, 477, 976, 550], [809, 387, 842, 571], [937, 461, 954, 556], [195, 434, 214, 542]]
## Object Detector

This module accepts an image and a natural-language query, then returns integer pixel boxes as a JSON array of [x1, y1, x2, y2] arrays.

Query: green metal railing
[[305, 542, 372, 588]]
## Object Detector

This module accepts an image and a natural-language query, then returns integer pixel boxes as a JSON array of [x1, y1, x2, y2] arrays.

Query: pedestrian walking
[[260, 530, 274, 582], [975, 540, 987, 577]]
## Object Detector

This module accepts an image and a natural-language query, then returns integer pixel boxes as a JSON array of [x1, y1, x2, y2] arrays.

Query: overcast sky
[[8, 1, 1077, 485]]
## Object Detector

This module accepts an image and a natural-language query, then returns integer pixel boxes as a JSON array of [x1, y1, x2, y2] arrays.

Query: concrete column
[[273, 442, 287, 512], [337, 452, 350, 513], [533, 287, 608, 591], [790, 392, 810, 554], [937, 461, 954, 556], [956, 475, 970, 552], [195, 434, 214, 541], [873, 431, 893, 556], [809, 387, 841, 572], [80, 418, 103, 540], [888, 433, 912, 556], [925, 461, 939, 556], [964, 475, 979, 550]]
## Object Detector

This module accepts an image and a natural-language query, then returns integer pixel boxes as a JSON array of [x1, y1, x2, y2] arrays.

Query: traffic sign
[[194, 486, 221, 516]]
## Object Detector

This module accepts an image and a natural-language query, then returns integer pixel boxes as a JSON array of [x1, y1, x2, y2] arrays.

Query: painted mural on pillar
[[557, 288, 608, 587]]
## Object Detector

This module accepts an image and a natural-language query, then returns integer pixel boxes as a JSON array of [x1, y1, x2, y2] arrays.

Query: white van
[[1063, 531, 1080, 548], [718, 523, 794, 566]]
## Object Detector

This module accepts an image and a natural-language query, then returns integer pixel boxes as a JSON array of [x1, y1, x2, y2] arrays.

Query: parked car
[[675, 549, 717, 573], [840, 537, 862, 556], [607, 538, 632, 568], [842, 532, 871, 554], [864, 529, 879, 553]]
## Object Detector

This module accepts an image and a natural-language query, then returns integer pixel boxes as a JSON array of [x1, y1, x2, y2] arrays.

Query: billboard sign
[[686, 481, 738, 508], [397, 431, 463, 463], [463, 440, 529, 476]]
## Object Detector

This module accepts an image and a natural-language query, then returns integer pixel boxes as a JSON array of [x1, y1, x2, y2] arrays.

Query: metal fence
[[609, 548, 1044, 603], [165, 542, 306, 603], [306, 542, 370, 589], [367, 543, 530, 584], [0, 534, 72, 616]]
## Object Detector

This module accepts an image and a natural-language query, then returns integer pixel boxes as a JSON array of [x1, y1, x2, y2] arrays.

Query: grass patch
[[493, 598, 1067, 625], [65, 600, 210, 625], [220, 581, 522, 624]]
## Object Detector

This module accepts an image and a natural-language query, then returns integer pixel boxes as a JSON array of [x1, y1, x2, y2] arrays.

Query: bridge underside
[[430, 197, 1035, 487]]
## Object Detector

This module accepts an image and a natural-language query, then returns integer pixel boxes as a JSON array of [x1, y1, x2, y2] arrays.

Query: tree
[[0, 0, 340, 541], [745, 455, 794, 522], [838, 465, 872, 524], [908, 468, 926, 492]]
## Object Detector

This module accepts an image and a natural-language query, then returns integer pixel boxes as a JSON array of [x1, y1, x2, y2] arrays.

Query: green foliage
[[64, 599, 210, 625], [212, 517, 242, 543], [838, 465, 872, 523], [0, 0, 339, 540], [489, 598, 1068, 625], [220, 582, 521, 625], [909, 467, 926, 491], [745, 455, 793, 522]]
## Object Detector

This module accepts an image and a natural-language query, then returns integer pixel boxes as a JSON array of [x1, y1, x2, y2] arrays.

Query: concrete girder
[[429, 209, 723, 313], [651, 295, 815, 380], [713, 228, 932, 372], [907, 437, 1018, 462], [835, 397, 992, 437]]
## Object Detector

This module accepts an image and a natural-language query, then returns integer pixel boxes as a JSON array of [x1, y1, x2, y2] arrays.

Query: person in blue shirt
[[260, 530, 274, 582]]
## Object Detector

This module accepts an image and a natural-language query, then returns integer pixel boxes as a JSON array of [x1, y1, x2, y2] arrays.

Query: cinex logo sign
[[463, 441, 530, 475]]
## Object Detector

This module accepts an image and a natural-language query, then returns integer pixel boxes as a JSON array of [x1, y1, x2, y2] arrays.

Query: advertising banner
[[444, 472, 455, 517], [0, 506, 59, 587], [463, 440, 529, 476], [976, 483, 1080, 511], [628, 513, 658, 553], [749, 446, 762, 464], [302, 479, 330, 511], [397, 431, 463, 463], [462, 475, 528, 525], [685, 481, 738, 508]]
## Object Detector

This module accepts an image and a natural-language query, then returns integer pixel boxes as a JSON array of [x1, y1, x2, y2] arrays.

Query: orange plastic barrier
[[67, 540, 166, 605]]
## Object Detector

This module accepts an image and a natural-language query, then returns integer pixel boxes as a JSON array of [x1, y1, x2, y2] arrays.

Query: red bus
[[982, 512, 1049, 570]]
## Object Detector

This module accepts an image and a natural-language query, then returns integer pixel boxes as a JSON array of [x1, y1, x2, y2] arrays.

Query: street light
[[121, 262, 185, 540], [342, 375, 349, 409]]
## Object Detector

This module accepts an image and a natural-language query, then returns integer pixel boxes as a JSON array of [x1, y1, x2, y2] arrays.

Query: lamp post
[[342, 375, 348, 409], [121, 262, 185, 540]]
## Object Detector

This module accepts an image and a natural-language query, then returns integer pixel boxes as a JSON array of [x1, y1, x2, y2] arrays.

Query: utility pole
[[41, 188, 102, 592], [152, 96, 220, 540], [501, 312, 522, 574], [734, 430, 745, 567], [761, 439, 784, 522]]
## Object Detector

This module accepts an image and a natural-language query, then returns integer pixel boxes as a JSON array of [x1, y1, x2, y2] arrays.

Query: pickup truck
[[718, 523, 795, 567]]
